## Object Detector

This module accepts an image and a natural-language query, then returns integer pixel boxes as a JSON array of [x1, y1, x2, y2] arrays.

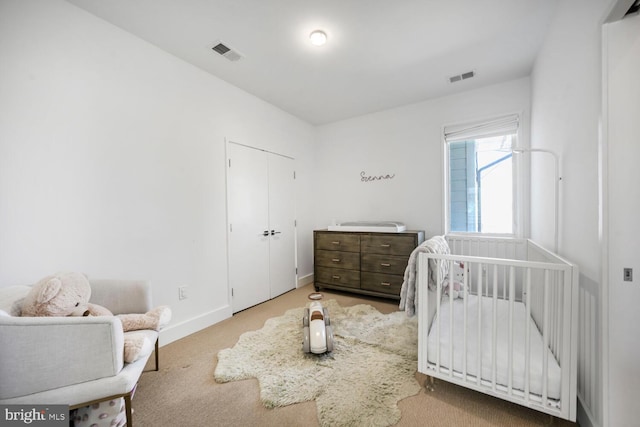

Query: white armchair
[[0, 279, 161, 426]]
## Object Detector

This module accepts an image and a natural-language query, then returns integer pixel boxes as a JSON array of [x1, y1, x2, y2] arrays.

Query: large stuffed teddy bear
[[21, 271, 171, 363]]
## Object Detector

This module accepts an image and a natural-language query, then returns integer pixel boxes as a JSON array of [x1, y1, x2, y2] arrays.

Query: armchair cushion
[[89, 280, 152, 315]]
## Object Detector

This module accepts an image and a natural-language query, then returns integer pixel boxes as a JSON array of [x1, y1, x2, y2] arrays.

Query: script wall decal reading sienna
[[360, 171, 396, 182]]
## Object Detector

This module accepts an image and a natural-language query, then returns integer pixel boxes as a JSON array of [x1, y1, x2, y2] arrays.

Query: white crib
[[417, 235, 579, 421]]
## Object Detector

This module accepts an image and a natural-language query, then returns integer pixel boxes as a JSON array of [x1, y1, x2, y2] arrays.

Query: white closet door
[[227, 143, 296, 313], [267, 153, 296, 298], [227, 143, 270, 312]]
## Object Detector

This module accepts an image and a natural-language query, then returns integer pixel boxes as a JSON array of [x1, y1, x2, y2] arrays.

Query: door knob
[[270, 230, 282, 235]]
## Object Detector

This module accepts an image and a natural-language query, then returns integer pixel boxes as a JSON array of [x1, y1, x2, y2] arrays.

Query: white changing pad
[[327, 221, 406, 232], [426, 295, 562, 400]]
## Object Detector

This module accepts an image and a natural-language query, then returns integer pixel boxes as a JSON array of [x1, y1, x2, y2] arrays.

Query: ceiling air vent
[[212, 41, 243, 62], [449, 70, 475, 84]]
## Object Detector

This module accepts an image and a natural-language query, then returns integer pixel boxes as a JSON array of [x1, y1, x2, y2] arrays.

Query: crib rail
[[417, 237, 578, 421], [446, 234, 527, 260]]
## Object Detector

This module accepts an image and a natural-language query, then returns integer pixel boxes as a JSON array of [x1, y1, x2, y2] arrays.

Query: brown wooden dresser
[[313, 229, 425, 299]]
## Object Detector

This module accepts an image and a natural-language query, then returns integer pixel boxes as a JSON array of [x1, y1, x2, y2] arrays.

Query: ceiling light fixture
[[309, 30, 327, 46]]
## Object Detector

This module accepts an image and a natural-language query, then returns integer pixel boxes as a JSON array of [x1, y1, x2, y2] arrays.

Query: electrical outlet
[[624, 268, 633, 282], [178, 286, 188, 300]]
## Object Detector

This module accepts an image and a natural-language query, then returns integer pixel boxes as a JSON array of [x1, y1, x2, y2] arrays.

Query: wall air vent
[[449, 70, 476, 84], [212, 41, 244, 62]]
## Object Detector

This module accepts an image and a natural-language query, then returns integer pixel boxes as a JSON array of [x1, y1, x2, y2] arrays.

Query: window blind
[[444, 114, 519, 142]]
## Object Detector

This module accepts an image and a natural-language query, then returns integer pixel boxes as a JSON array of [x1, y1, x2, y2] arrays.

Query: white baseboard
[[160, 276, 314, 346], [158, 304, 232, 346], [297, 273, 314, 287]]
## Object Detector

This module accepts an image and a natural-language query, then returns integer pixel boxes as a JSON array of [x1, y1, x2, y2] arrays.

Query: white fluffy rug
[[214, 300, 421, 426]]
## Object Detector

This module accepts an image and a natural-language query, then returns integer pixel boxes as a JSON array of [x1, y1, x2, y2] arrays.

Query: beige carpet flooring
[[134, 284, 578, 426]]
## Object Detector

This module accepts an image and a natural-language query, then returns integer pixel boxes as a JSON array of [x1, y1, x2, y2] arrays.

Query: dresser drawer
[[361, 235, 416, 256], [315, 233, 360, 252], [315, 250, 360, 270], [361, 254, 409, 275], [361, 272, 403, 295], [316, 267, 360, 289]]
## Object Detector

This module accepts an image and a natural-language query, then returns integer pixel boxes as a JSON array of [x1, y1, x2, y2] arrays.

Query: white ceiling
[[66, 0, 558, 125]]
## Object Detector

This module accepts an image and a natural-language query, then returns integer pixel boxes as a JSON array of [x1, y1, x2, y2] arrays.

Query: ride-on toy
[[302, 301, 334, 354]]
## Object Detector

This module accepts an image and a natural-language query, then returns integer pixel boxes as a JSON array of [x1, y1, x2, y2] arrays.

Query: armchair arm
[[89, 279, 152, 315], [0, 316, 124, 400]]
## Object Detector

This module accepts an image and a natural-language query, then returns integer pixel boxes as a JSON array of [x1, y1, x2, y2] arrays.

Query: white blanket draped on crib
[[399, 236, 450, 316]]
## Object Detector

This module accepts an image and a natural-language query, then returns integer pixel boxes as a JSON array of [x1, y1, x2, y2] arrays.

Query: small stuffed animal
[[443, 280, 465, 299], [443, 261, 466, 299], [21, 271, 171, 363]]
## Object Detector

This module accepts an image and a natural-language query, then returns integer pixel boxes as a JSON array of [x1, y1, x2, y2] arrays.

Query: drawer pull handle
[[331, 258, 341, 263], [381, 282, 391, 286], [332, 275, 340, 279], [332, 241, 341, 245], [380, 263, 391, 267], [380, 244, 391, 248]]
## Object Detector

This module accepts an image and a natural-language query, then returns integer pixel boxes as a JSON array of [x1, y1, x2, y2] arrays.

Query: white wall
[[604, 12, 640, 427], [314, 78, 531, 236], [0, 0, 315, 343], [529, 0, 614, 425], [530, 0, 605, 273]]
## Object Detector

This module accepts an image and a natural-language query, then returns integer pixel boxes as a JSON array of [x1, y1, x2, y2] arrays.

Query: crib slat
[[448, 264, 454, 379], [463, 260, 468, 379], [542, 270, 550, 406], [477, 262, 482, 386], [508, 266, 515, 395], [436, 263, 442, 372], [557, 271, 563, 360], [578, 288, 584, 405], [525, 268, 532, 404], [418, 255, 426, 374], [552, 272, 558, 359], [589, 292, 595, 410], [491, 264, 498, 391], [502, 264, 507, 300], [563, 266, 579, 417]]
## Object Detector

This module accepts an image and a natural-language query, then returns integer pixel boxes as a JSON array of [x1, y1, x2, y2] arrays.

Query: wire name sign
[[360, 171, 396, 183]]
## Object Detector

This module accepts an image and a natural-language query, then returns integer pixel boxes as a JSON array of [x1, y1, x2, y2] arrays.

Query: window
[[444, 114, 519, 235]]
